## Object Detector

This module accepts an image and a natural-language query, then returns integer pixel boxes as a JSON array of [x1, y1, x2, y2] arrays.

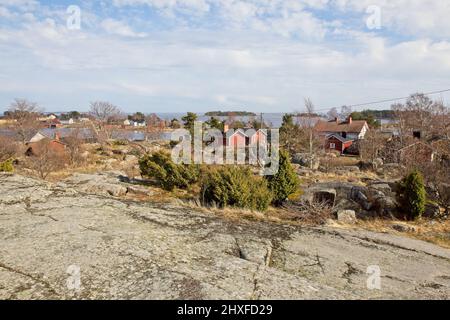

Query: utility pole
[[260, 113, 263, 129]]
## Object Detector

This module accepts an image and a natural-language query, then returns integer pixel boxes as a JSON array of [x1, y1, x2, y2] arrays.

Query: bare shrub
[[359, 130, 385, 162], [64, 129, 85, 166], [284, 200, 333, 225], [7, 98, 42, 144], [0, 136, 18, 162], [25, 141, 68, 180]]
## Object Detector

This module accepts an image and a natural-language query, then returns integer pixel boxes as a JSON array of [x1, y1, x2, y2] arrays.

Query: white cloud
[[1, 0, 450, 112], [100, 18, 147, 38], [0, 0, 38, 11], [332, 0, 450, 38], [0, 6, 13, 18]]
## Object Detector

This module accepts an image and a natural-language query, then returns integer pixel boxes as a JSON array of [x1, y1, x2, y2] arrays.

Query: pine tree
[[181, 112, 198, 134], [400, 170, 426, 220], [266, 150, 300, 206]]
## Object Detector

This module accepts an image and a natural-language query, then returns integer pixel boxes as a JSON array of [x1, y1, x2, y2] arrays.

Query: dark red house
[[325, 134, 354, 154]]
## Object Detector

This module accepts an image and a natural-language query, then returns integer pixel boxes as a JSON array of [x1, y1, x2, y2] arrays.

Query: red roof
[[315, 118, 367, 134]]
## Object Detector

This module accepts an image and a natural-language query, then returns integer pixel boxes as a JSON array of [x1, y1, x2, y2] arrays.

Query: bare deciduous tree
[[89, 101, 122, 142], [359, 129, 385, 163], [392, 93, 449, 142], [327, 107, 339, 120], [89, 101, 121, 122], [340, 105, 352, 119], [302, 98, 322, 169], [26, 140, 68, 180], [7, 98, 42, 144], [64, 128, 85, 166]]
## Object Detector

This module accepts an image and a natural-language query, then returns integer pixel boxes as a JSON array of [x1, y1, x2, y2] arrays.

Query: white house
[[315, 117, 369, 140]]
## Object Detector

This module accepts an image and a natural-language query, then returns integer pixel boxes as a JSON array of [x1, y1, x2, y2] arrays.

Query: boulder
[[358, 161, 374, 171], [312, 189, 337, 207], [424, 203, 441, 218], [392, 223, 418, 233], [373, 158, 384, 168], [350, 186, 372, 211], [104, 184, 128, 197], [337, 210, 357, 224], [373, 196, 398, 217], [334, 199, 362, 213], [369, 183, 392, 194], [126, 185, 152, 196], [292, 153, 320, 170]]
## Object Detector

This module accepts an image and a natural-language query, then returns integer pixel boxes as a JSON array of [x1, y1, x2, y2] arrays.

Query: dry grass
[[347, 218, 450, 249], [323, 155, 360, 168]]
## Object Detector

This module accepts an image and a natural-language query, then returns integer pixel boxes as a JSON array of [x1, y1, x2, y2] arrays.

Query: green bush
[[265, 150, 300, 206], [139, 151, 200, 191], [398, 170, 426, 220], [0, 159, 14, 172], [200, 166, 272, 212]]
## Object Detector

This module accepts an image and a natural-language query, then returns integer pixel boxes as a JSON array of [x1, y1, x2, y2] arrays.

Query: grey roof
[[39, 128, 95, 140], [326, 133, 354, 143]]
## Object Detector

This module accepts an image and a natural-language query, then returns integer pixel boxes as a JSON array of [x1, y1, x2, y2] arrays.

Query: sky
[[0, 0, 450, 114]]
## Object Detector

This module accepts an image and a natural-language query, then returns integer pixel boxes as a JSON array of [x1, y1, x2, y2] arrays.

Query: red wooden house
[[223, 128, 268, 148], [325, 134, 354, 154]]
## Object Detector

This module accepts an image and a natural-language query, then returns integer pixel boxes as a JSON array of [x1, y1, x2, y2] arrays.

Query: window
[[330, 143, 336, 149]]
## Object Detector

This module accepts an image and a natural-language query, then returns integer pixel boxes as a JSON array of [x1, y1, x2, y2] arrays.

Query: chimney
[[335, 117, 339, 124], [348, 116, 352, 124]]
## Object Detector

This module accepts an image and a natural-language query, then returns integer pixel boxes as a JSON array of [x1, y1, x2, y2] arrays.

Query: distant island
[[205, 111, 257, 117]]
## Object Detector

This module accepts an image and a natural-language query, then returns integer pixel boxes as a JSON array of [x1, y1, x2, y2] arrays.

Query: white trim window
[[330, 143, 336, 149]]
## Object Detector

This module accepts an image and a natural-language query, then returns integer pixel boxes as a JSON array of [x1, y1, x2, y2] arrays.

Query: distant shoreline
[[205, 111, 257, 117]]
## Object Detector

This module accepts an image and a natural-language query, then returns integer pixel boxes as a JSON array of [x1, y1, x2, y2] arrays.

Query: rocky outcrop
[[301, 180, 402, 218], [1, 173, 449, 300], [61, 172, 129, 197], [292, 153, 320, 170]]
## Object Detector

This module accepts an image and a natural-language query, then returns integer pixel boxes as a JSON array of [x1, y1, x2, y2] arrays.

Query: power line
[[312, 88, 450, 112]]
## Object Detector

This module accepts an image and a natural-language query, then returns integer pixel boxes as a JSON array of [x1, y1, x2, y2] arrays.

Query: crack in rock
[[0, 262, 58, 296]]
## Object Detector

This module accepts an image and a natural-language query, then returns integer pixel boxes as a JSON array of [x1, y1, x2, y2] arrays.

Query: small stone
[[391, 224, 417, 233], [337, 210, 357, 224]]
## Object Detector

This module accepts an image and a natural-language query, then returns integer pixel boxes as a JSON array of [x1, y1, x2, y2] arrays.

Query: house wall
[[26, 140, 66, 156], [325, 137, 354, 154], [227, 133, 247, 147], [325, 137, 344, 153], [250, 131, 267, 145], [358, 124, 369, 139]]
